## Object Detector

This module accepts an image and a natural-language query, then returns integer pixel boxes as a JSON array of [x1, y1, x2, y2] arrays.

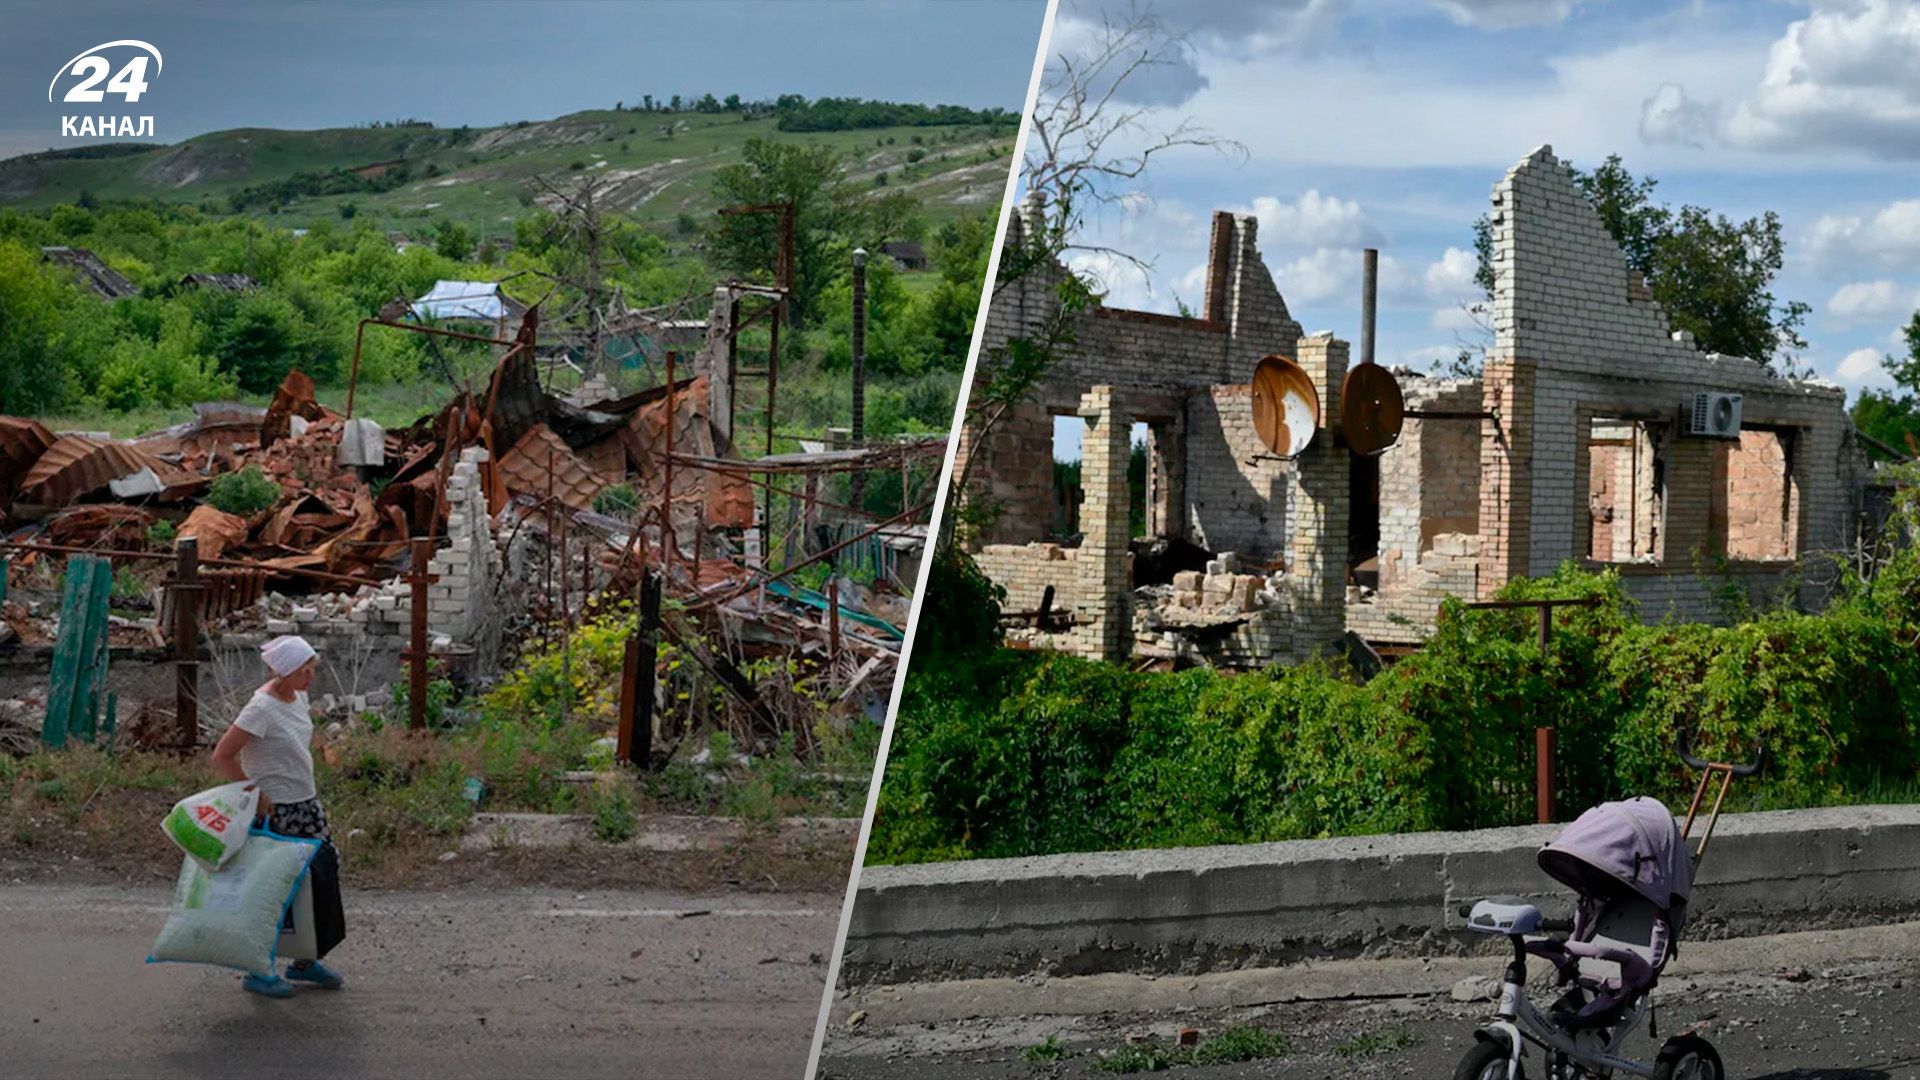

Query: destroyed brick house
[[960, 146, 1890, 669], [0, 285, 933, 752]]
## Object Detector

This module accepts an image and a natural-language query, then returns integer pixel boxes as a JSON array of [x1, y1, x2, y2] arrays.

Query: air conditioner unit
[[1688, 391, 1742, 439]]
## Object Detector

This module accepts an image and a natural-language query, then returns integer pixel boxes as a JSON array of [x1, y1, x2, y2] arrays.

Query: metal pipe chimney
[[1361, 248, 1378, 367], [850, 248, 868, 511]]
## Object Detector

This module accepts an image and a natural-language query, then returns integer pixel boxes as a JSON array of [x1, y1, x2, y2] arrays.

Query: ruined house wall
[[1186, 385, 1288, 560], [955, 206, 1342, 663], [1480, 146, 1867, 622], [959, 206, 1303, 556], [975, 543, 1077, 614], [1348, 378, 1482, 643]]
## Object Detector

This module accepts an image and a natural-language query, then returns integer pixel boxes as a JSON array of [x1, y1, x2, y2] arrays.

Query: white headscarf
[[261, 634, 317, 677]]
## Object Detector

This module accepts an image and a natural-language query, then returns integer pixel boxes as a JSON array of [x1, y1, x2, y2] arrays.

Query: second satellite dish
[[1250, 355, 1320, 458], [1340, 362, 1404, 457]]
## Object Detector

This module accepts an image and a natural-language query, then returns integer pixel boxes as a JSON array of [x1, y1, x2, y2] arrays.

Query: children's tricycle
[[1452, 735, 1761, 1080]]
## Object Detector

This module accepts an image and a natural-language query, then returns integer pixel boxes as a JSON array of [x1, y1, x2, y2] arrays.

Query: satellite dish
[[1340, 362, 1404, 457], [1250, 355, 1320, 458]]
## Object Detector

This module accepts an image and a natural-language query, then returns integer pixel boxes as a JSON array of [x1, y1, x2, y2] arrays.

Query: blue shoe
[[242, 973, 294, 998], [286, 960, 345, 989]]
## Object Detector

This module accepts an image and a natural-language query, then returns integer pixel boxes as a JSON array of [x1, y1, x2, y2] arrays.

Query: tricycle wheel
[[1651, 1034, 1723, 1080], [1454, 1037, 1522, 1080]]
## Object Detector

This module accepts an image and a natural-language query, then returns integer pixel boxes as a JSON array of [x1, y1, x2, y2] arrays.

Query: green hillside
[[0, 109, 1017, 238]]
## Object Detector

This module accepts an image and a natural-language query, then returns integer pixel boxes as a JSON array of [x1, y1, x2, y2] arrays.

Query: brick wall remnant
[[1479, 145, 1869, 621]]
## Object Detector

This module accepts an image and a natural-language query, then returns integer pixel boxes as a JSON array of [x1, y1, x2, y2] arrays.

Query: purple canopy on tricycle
[[1537, 796, 1692, 918]]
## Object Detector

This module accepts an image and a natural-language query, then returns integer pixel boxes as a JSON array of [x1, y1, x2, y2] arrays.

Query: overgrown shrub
[[873, 546, 1920, 865], [206, 465, 281, 516]]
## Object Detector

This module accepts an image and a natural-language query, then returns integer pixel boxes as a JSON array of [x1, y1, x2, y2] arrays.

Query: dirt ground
[[0, 881, 839, 1079], [819, 924, 1920, 1079]]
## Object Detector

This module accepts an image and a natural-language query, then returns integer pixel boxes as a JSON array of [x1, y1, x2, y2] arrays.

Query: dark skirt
[[262, 798, 344, 959]]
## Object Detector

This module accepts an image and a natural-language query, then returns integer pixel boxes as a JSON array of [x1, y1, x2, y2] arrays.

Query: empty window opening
[[1128, 421, 1150, 539], [1586, 419, 1664, 564], [1712, 428, 1797, 561], [1051, 414, 1085, 541], [1348, 453, 1382, 590]]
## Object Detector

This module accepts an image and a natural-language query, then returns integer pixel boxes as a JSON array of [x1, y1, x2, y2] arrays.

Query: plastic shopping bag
[[147, 826, 320, 976], [159, 781, 258, 872]]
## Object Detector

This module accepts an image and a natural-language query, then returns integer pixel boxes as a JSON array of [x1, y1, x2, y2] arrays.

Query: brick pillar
[[1075, 386, 1132, 663], [427, 446, 494, 645], [1478, 357, 1535, 595], [1289, 334, 1349, 653], [703, 285, 735, 445]]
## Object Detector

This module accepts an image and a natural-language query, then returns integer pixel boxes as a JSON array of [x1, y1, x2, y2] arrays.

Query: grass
[[1091, 1027, 1290, 1073], [0, 694, 874, 885], [1023, 1037, 1076, 1064], [2, 110, 1016, 234], [1334, 1026, 1419, 1057]]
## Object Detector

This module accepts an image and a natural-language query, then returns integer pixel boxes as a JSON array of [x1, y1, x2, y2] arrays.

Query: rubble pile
[[0, 310, 935, 761]]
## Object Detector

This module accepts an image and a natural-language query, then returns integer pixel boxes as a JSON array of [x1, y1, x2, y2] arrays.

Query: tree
[[705, 138, 863, 326], [1852, 311, 1920, 458], [724, 94, 741, 112], [949, 6, 1237, 546], [0, 241, 111, 412], [1471, 154, 1808, 373], [208, 292, 319, 393], [433, 218, 475, 261]]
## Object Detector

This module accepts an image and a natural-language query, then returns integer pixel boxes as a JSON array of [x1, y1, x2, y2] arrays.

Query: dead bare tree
[[945, 3, 1242, 549], [1018, 4, 1243, 283], [527, 172, 629, 386]]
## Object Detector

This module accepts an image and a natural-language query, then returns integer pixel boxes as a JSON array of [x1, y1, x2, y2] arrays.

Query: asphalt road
[[0, 883, 836, 1079], [820, 924, 1920, 1079]]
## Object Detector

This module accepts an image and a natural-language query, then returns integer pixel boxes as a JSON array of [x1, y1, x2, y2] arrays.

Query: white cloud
[[1424, 247, 1478, 296], [1721, 0, 1920, 159], [1271, 245, 1473, 307], [1050, 0, 1349, 109], [1066, 249, 1156, 310], [1827, 280, 1920, 322], [1166, 19, 1776, 173], [1430, 0, 1599, 30], [1836, 346, 1886, 383], [1430, 304, 1485, 332], [1272, 247, 1357, 304], [1247, 190, 1381, 247], [1638, 82, 1722, 148], [1806, 200, 1920, 267]]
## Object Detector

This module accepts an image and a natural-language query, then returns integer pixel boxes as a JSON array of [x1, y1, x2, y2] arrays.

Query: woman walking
[[209, 634, 347, 998]]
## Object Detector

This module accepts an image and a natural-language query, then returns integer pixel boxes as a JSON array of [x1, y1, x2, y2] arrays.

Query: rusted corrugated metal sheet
[[261, 370, 326, 448], [485, 347, 545, 454], [17, 437, 203, 505], [0, 417, 56, 481], [177, 504, 249, 561], [621, 375, 754, 529], [44, 505, 155, 548], [498, 424, 610, 512]]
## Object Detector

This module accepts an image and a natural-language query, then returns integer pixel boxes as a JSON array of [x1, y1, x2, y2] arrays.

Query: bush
[[588, 780, 638, 842], [206, 466, 281, 516], [872, 553, 1920, 865]]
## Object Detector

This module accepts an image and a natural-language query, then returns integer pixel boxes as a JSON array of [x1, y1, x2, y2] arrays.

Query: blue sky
[[0, 0, 1048, 159], [1040, 0, 1920, 427]]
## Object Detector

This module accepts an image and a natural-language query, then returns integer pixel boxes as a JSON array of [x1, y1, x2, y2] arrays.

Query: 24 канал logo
[[49, 39, 162, 139]]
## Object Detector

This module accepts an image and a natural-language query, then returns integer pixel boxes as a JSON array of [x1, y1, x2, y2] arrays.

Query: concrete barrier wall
[[843, 805, 1920, 983]]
